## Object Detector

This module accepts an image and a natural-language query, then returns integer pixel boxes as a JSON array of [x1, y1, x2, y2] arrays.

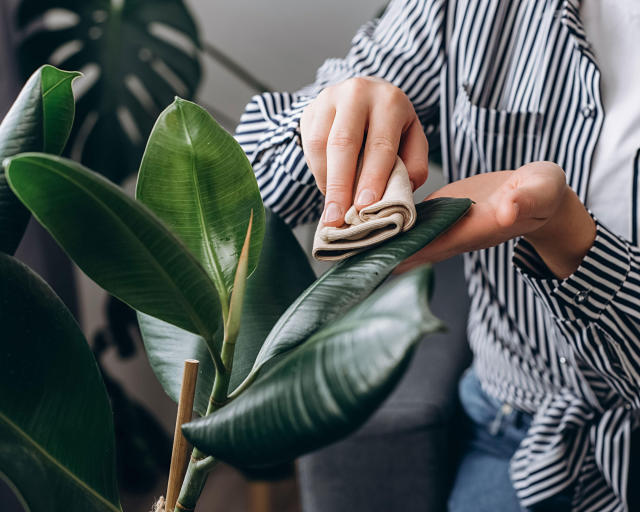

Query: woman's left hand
[[397, 161, 596, 279]]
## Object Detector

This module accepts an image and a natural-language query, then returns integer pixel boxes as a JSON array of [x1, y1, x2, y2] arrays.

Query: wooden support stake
[[166, 359, 199, 512], [248, 482, 272, 512]]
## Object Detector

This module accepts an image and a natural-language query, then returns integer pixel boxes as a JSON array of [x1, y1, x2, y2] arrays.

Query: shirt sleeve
[[234, 0, 447, 227], [513, 218, 640, 404]]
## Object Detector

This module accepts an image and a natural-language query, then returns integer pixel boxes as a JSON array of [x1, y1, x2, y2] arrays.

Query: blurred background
[[0, 1, 449, 510]]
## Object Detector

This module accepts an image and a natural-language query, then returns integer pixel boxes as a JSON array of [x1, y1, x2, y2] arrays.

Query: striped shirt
[[235, 1, 640, 510]]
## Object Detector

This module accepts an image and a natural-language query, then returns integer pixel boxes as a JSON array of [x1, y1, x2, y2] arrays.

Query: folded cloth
[[312, 156, 417, 261]]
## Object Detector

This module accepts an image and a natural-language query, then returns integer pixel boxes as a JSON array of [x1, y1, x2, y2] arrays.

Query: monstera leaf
[[0, 252, 121, 511], [0, 65, 79, 254], [16, 0, 201, 182]]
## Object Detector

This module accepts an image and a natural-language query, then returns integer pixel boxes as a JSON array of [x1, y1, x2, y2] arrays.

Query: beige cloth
[[312, 156, 416, 261]]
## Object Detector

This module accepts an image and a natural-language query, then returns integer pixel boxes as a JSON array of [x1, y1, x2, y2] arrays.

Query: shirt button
[[581, 105, 595, 118], [501, 404, 513, 415], [575, 289, 590, 304], [625, 403, 631, 410], [559, 356, 567, 365]]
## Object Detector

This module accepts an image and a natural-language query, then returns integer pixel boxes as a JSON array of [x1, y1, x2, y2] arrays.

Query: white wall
[[191, 0, 383, 123]]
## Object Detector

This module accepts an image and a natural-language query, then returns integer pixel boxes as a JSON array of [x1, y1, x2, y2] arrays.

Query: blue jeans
[[447, 369, 572, 512]]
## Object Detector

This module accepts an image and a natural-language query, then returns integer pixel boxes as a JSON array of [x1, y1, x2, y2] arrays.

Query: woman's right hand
[[300, 77, 430, 226]]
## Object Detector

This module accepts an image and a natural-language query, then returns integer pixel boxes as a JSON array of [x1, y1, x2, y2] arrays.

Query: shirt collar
[[559, 0, 597, 61]]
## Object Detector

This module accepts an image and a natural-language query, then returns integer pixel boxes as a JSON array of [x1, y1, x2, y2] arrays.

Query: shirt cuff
[[235, 91, 315, 182], [252, 93, 310, 154], [513, 217, 632, 323]]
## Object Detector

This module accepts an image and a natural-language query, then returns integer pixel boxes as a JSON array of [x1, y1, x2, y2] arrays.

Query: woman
[[235, 1, 640, 510]]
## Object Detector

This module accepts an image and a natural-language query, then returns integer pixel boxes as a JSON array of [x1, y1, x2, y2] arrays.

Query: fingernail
[[323, 202, 342, 223], [356, 189, 376, 207]]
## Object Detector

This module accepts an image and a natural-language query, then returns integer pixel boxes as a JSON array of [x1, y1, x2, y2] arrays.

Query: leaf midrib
[[176, 101, 230, 314], [11, 157, 214, 339], [253, 261, 377, 370], [302, 312, 423, 348], [247, 312, 424, 390], [42, 74, 77, 99], [0, 411, 121, 512]]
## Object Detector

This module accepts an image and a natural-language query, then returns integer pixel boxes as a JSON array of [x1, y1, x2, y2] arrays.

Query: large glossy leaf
[[0, 65, 79, 254], [4, 153, 221, 340], [0, 252, 121, 511], [136, 98, 265, 304], [17, 0, 201, 182], [236, 197, 472, 392], [183, 266, 442, 467], [138, 209, 316, 415]]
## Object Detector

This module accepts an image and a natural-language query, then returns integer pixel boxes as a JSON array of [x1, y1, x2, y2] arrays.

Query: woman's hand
[[397, 161, 596, 279], [300, 77, 429, 226]]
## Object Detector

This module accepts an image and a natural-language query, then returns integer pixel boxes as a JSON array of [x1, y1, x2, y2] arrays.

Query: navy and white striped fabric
[[235, 1, 640, 510]]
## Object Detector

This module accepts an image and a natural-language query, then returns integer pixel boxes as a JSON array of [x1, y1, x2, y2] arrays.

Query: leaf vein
[[12, 157, 215, 339], [0, 412, 121, 512]]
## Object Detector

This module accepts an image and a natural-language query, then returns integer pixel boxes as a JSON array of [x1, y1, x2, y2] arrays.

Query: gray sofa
[[298, 255, 471, 512]]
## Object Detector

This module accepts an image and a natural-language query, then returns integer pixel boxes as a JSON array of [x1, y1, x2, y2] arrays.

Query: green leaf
[[136, 98, 265, 307], [137, 312, 214, 416], [226, 212, 254, 347], [0, 65, 79, 254], [17, 0, 202, 183], [40, 66, 81, 154], [235, 198, 471, 393], [228, 211, 315, 391], [0, 252, 121, 511], [138, 209, 315, 415], [182, 266, 443, 467], [4, 153, 221, 340]]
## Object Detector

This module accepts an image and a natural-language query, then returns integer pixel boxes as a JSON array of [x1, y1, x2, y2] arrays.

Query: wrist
[[523, 185, 596, 279]]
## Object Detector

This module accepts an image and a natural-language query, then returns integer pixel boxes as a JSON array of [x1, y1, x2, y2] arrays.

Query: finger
[[514, 161, 566, 218], [495, 162, 566, 228], [398, 117, 429, 190], [495, 189, 520, 228], [324, 106, 367, 226], [301, 102, 336, 194], [353, 106, 404, 209]]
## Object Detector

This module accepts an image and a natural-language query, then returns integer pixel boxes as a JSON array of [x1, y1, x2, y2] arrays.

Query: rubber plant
[[0, 64, 79, 254], [0, 65, 122, 511], [3, 87, 472, 510]]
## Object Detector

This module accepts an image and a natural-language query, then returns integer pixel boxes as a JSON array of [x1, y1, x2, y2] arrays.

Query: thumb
[[494, 166, 564, 229], [495, 188, 521, 228]]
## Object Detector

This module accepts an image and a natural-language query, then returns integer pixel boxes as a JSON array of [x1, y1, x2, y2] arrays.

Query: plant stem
[[174, 373, 226, 511], [175, 332, 237, 511], [174, 455, 217, 511]]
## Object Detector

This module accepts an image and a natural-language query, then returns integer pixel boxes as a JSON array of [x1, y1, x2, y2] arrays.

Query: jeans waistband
[[459, 368, 533, 437]]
